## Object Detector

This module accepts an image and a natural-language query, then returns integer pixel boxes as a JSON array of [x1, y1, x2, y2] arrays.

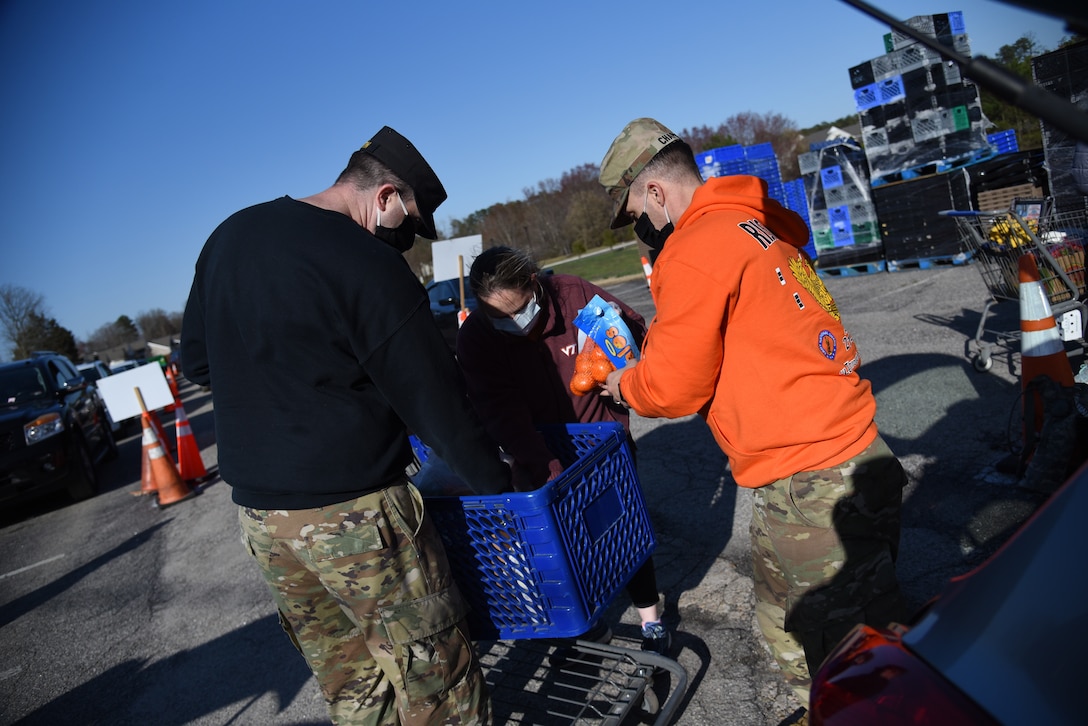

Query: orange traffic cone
[[149, 409, 174, 464], [137, 415, 158, 496], [173, 400, 208, 483], [1019, 253, 1075, 443], [144, 414, 196, 507], [162, 368, 180, 412], [640, 256, 653, 290]]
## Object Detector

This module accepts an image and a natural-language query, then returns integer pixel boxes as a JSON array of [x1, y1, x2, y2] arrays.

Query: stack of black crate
[[1032, 39, 1088, 215], [849, 11, 997, 265], [799, 140, 884, 270]]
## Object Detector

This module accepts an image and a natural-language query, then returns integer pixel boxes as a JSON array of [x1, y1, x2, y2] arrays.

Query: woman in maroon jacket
[[456, 245, 670, 654]]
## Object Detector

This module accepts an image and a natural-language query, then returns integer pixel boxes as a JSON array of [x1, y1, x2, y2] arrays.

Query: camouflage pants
[[238, 482, 490, 725], [750, 435, 906, 706]]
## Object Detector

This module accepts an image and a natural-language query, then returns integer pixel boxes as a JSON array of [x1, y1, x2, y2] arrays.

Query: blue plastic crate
[[413, 422, 655, 640], [712, 144, 745, 162], [820, 165, 844, 189], [744, 142, 776, 160], [854, 83, 881, 112], [949, 10, 964, 35]]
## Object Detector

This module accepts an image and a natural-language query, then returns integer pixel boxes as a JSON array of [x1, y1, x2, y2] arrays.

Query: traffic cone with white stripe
[[1019, 253, 1075, 446], [140, 411, 195, 507], [640, 256, 653, 290], [137, 415, 158, 496], [173, 400, 209, 483]]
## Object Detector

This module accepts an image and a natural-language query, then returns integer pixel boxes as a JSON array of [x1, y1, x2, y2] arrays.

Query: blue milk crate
[[744, 142, 776, 160], [413, 422, 656, 641], [820, 165, 844, 189], [854, 83, 881, 112]]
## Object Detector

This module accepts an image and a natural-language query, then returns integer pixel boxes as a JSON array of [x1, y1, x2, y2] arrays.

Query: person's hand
[[546, 458, 565, 482], [601, 361, 636, 406]]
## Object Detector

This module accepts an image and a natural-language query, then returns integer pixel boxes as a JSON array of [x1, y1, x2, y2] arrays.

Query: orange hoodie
[[620, 175, 878, 487]]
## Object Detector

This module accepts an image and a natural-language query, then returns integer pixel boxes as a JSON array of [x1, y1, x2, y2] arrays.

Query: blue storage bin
[[855, 83, 881, 112], [820, 165, 844, 189], [949, 10, 965, 35], [744, 142, 776, 160], [413, 422, 656, 640]]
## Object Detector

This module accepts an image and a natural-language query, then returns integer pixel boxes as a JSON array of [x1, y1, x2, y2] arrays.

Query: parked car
[[77, 361, 123, 434], [109, 360, 141, 373], [0, 352, 118, 505], [426, 277, 478, 348], [77, 360, 112, 384], [808, 467, 1086, 725]]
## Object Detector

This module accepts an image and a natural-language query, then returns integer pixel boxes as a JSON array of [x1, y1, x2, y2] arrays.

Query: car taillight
[[24, 412, 65, 445], [810, 624, 999, 726]]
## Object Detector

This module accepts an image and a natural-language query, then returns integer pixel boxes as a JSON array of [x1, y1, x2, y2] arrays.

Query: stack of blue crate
[[695, 142, 811, 255], [782, 178, 817, 260], [798, 140, 881, 263], [987, 129, 1019, 154]]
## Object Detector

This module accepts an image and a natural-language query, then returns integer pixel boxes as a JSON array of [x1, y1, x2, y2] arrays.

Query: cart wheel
[[973, 354, 993, 372]]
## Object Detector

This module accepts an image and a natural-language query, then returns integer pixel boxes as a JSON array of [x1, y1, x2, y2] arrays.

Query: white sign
[[95, 363, 175, 421], [431, 234, 483, 282]]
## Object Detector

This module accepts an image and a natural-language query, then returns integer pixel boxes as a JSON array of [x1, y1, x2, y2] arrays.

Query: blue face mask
[[491, 294, 541, 336]]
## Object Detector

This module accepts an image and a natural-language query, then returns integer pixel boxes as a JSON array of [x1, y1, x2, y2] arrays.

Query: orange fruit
[[591, 359, 613, 383], [569, 372, 596, 396]]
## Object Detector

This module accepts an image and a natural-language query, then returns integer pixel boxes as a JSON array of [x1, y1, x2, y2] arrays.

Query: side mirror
[[60, 375, 87, 392]]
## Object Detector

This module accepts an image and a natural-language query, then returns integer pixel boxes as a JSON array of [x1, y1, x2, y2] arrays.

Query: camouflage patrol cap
[[599, 118, 681, 229]]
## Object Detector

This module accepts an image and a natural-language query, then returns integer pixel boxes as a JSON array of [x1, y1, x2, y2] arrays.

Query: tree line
[[0, 283, 182, 363]]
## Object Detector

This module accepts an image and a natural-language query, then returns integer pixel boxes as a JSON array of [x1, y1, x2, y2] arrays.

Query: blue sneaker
[[640, 621, 672, 655]]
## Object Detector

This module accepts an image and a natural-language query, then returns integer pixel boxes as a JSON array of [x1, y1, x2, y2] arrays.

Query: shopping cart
[[412, 423, 689, 724], [940, 203, 1088, 372]]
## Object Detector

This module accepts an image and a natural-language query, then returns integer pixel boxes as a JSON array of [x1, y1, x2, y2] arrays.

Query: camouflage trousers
[[238, 482, 490, 725], [750, 435, 906, 706]]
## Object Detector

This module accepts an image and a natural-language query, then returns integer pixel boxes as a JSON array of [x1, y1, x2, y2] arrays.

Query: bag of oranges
[[570, 337, 615, 396]]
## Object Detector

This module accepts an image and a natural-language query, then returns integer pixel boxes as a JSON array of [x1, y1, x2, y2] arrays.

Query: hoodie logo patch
[[788, 252, 841, 322], [738, 218, 778, 250]]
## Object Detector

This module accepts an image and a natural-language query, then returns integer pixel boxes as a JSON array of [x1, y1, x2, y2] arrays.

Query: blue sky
[[0, 0, 1072, 346]]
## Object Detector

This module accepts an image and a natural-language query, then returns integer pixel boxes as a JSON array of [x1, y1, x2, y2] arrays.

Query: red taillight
[[809, 625, 999, 726]]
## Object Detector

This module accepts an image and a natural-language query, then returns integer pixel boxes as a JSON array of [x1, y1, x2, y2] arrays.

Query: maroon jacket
[[456, 274, 646, 487]]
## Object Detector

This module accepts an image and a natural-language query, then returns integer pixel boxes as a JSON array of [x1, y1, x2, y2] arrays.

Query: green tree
[[15, 312, 78, 360], [114, 315, 139, 342]]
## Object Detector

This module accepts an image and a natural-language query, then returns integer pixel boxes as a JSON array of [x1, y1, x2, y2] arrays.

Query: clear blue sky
[[0, 0, 1072, 345]]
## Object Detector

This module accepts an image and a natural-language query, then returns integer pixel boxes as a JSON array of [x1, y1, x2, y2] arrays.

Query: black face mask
[[375, 219, 417, 253], [634, 212, 674, 253]]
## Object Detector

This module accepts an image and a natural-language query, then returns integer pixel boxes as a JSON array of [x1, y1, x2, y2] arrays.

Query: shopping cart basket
[[940, 205, 1088, 372]]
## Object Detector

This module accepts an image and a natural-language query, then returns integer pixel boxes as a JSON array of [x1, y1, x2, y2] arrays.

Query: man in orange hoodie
[[598, 118, 906, 708]]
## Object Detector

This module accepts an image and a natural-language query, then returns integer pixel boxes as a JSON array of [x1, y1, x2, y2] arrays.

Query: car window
[[428, 279, 475, 309], [0, 367, 48, 404], [56, 358, 80, 383], [79, 365, 104, 383]]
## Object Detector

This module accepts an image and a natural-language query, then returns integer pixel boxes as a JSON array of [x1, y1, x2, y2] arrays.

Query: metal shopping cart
[[940, 201, 1088, 372], [413, 423, 689, 724]]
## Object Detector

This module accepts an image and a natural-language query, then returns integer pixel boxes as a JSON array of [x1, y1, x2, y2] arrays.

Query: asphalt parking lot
[[0, 260, 1067, 725]]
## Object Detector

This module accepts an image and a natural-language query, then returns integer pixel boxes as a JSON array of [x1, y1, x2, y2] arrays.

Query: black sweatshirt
[[181, 196, 510, 508]]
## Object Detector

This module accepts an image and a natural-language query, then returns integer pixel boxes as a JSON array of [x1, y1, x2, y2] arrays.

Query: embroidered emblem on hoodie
[[787, 253, 841, 321]]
